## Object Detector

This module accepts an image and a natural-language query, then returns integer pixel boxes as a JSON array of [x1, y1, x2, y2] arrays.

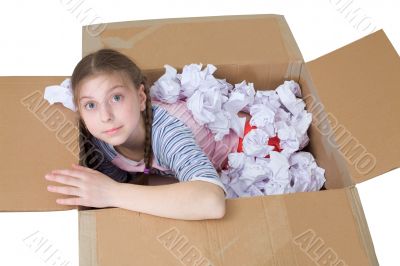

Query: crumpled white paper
[[150, 63, 325, 197], [150, 64, 312, 148], [43, 78, 77, 112], [151, 63, 252, 140], [242, 128, 275, 157], [149, 65, 182, 103], [288, 152, 326, 192], [220, 151, 326, 198]]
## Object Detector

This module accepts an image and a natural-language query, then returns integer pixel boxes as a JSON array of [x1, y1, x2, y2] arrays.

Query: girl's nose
[[100, 104, 114, 122]]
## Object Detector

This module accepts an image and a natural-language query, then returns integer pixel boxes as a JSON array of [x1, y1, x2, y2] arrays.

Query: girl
[[45, 49, 248, 220]]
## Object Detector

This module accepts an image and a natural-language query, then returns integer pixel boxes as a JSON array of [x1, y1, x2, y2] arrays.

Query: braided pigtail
[[134, 75, 154, 185]]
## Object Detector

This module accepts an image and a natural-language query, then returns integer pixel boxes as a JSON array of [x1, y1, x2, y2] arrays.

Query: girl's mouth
[[104, 126, 123, 136]]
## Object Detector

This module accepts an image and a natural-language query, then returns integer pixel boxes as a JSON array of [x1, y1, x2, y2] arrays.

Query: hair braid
[[135, 76, 154, 185]]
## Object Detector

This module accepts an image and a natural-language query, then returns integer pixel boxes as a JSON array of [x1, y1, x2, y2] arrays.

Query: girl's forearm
[[110, 180, 226, 220]]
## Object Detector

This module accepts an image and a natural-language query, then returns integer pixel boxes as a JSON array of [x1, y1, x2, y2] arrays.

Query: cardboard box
[[2, 14, 399, 265]]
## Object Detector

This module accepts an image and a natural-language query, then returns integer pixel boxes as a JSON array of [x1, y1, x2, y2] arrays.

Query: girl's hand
[[44, 163, 119, 208]]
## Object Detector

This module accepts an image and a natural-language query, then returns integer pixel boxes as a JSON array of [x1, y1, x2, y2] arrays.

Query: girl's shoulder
[[151, 102, 194, 142], [151, 102, 193, 136], [151, 102, 177, 126]]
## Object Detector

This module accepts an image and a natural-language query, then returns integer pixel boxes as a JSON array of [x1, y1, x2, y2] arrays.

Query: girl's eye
[[84, 102, 96, 110], [112, 94, 123, 103]]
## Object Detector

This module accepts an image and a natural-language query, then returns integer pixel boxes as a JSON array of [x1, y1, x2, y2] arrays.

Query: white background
[[0, 0, 399, 265]]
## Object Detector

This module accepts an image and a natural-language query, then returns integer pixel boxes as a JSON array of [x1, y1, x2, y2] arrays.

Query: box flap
[[82, 14, 304, 89], [79, 188, 377, 265], [0, 77, 79, 211], [306, 30, 400, 185]]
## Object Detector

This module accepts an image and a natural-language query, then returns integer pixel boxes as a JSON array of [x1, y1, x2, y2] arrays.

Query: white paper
[[149, 64, 182, 103], [43, 78, 77, 112]]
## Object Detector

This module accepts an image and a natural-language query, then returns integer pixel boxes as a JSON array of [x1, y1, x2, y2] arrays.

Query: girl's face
[[77, 71, 146, 146]]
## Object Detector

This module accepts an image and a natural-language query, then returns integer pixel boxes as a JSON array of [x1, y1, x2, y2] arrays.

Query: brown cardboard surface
[[79, 188, 376, 266], [299, 66, 353, 190], [83, 14, 303, 90], [0, 77, 79, 211], [306, 30, 400, 185]]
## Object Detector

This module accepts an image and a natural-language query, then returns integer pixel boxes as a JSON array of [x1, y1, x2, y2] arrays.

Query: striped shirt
[[90, 103, 232, 196]]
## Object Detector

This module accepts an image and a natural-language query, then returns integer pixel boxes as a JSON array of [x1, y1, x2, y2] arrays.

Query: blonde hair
[[71, 48, 153, 185]]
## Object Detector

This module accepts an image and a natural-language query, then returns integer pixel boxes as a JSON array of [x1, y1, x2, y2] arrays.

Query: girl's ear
[[138, 83, 146, 111]]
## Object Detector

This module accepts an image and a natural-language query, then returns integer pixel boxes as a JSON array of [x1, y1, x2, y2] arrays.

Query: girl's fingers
[[45, 173, 82, 187], [50, 168, 89, 180], [56, 197, 81, 206], [47, 185, 81, 197]]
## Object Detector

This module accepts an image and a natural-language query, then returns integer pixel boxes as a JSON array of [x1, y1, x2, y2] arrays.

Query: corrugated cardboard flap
[[82, 14, 304, 89], [78, 188, 376, 265], [306, 30, 400, 185], [0, 77, 79, 211]]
